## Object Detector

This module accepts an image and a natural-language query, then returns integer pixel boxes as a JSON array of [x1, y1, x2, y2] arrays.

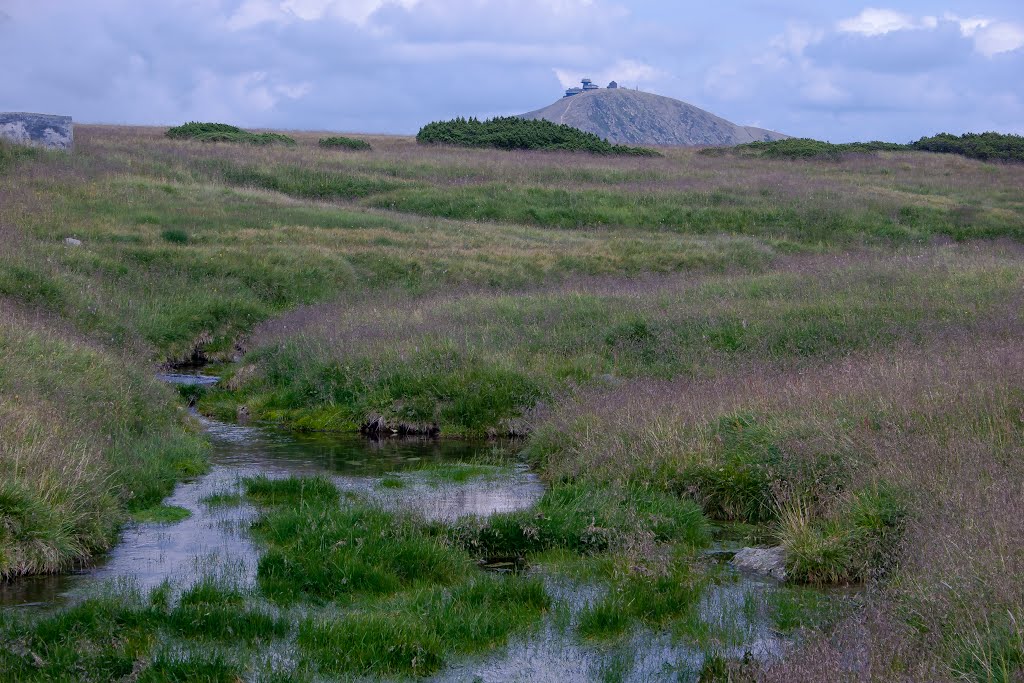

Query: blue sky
[[1, 1, 1022, 141]]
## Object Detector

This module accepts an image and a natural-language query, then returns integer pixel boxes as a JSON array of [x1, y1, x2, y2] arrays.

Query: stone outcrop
[[0, 112, 73, 151], [731, 546, 787, 581]]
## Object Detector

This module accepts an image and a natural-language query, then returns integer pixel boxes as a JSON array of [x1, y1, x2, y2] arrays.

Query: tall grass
[[207, 245, 1024, 436], [0, 302, 207, 577]]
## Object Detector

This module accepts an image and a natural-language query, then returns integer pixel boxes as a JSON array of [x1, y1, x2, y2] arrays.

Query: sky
[[1, 1, 1022, 142]]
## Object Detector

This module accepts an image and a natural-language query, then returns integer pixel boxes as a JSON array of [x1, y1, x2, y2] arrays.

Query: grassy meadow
[[1, 126, 1023, 680]]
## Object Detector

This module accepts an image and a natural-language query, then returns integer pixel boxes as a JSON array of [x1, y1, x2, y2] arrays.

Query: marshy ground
[[1, 128, 1023, 681]]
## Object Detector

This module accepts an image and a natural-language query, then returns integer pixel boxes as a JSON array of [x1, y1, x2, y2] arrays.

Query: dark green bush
[[729, 132, 1024, 164], [416, 116, 660, 156], [319, 136, 372, 151], [166, 122, 296, 146], [912, 132, 1024, 162], [730, 138, 907, 160]]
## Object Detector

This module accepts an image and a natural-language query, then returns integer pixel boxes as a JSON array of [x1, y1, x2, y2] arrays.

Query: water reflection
[[1, 415, 543, 609]]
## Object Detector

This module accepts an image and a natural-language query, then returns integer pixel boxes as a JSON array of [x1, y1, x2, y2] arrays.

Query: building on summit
[[564, 78, 605, 97]]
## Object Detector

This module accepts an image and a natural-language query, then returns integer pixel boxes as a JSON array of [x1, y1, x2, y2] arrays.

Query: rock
[[64, 237, 82, 246], [236, 405, 250, 423], [731, 546, 787, 581], [1, 112, 73, 151]]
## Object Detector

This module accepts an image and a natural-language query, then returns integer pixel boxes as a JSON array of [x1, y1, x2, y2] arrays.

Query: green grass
[[209, 249, 1023, 436], [0, 577, 285, 681], [778, 485, 906, 585], [0, 138, 39, 174], [766, 586, 841, 634], [130, 505, 192, 524], [242, 474, 339, 507], [445, 481, 711, 557], [248, 478, 471, 604], [415, 461, 506, 483], [0, 307, 208, 577], [578, 565, 705, 639], [200, 492, 244, 507], [298, 575, 550, 677]]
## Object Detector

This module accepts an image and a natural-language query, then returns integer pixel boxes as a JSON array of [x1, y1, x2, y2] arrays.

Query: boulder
[[731, 546, 787, 581], [64, 237, 82, 246], [0, 112, 73, 151]]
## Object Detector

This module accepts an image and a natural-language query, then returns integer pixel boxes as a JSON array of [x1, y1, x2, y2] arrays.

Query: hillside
[[520, 88, 789, 146]]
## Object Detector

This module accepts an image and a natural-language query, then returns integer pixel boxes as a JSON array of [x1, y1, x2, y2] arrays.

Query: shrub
[[319, 136, 372, 151], [416, 116, 660, 156], [166, 122, 296, 146], [729, 132, 1024, 164], [730, 138, 907, 160], [912, 132, 1024, 163]]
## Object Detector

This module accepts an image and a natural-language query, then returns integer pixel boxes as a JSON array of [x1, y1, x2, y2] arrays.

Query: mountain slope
[[520, 89, 788, 147]]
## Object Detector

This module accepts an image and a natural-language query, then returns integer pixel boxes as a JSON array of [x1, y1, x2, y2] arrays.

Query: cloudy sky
[[1, 1, 1022, 141]]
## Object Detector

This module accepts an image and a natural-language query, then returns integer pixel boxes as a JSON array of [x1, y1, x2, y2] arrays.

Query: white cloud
[[227, 0, 285, 31], [943, 13, 990, 37], [837, 8, 919, 36], [228, 0, 422, 30], [838, 8, 1024, 59], [973, 21, 1024, 57]]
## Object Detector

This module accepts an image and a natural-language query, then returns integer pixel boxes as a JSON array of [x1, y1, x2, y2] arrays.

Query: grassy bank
[[201, 245, 1023, 436], [0, 301, 207, 578]]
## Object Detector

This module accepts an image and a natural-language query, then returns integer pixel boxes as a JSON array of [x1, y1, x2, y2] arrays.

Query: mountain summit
[[520, 87, 789, 147]]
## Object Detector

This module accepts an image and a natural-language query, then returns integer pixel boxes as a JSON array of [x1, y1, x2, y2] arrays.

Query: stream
[[1, 372, 795, 681]]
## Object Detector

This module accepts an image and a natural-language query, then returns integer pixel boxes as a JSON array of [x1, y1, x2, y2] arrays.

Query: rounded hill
[[520, 88, 789, 147]]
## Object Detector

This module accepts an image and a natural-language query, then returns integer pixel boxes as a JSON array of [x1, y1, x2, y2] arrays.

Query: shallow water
[[434, 569, 786, 683], [0, 413, 543, 609], [1, 373, 798, 680]]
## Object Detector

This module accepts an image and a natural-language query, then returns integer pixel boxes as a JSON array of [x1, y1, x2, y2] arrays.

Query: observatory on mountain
[[563, 78, 601, 98]]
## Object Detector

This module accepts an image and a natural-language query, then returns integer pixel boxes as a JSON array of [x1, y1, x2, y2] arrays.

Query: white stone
[[64, 237, 82, 246]]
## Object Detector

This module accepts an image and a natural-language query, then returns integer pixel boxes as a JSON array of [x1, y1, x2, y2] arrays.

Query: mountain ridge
[[520, 89, 789, 147]]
